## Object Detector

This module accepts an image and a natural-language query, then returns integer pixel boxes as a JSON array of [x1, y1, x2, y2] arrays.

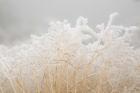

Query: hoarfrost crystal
[[0, 13, 140, 93]]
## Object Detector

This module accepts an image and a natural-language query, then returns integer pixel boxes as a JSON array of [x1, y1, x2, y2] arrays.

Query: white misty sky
[[0, 0, 140, 44]]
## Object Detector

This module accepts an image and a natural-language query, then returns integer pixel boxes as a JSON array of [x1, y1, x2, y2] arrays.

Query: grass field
[[0, 13, 139, 93]]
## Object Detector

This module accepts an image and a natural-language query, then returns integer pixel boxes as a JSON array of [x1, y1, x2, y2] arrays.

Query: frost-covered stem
[[105, 12, 118, 31], [0, 59, 17, 93]]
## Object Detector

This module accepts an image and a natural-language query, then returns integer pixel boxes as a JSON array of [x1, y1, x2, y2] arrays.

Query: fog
[[0, 0, 140, 45], [0, 1, 140, 92]]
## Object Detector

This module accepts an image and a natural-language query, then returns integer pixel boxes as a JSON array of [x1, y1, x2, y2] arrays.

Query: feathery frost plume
[[0, 13, 140, 93]]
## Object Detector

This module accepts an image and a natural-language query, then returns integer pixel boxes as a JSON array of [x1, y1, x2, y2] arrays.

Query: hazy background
[[0, 0, 140, 45]]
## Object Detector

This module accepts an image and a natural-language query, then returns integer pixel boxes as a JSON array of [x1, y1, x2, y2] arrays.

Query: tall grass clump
[[0, 13, 140, 93]]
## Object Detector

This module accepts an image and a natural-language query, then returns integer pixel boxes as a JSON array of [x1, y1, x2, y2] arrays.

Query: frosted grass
[[0, 13, 140, 93]]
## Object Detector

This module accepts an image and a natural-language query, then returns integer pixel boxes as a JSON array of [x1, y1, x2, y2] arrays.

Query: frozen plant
[[0, 13, 140, 93]]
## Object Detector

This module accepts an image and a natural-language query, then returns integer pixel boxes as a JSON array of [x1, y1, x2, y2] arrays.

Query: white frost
[[0, 13, 140, 93]]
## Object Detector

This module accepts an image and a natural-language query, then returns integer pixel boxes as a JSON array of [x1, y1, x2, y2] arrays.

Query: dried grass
[[0, 13, 140, 93]]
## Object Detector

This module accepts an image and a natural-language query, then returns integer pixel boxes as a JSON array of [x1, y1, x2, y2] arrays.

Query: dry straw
[[0, 13, 140, 93]]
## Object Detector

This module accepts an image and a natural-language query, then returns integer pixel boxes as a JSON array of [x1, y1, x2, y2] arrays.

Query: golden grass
[[0, 13, 140, 93], [0, 44, 139, 93]]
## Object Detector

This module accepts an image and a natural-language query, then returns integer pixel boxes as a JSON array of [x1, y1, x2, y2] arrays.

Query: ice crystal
[[0, 13, 139, 93]]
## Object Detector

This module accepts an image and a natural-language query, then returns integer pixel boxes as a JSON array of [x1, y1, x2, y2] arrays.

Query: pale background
[[0, 0, 140, 45]]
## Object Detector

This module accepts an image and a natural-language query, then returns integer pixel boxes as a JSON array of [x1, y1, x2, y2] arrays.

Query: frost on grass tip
[[0, 13, 140, 93]]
